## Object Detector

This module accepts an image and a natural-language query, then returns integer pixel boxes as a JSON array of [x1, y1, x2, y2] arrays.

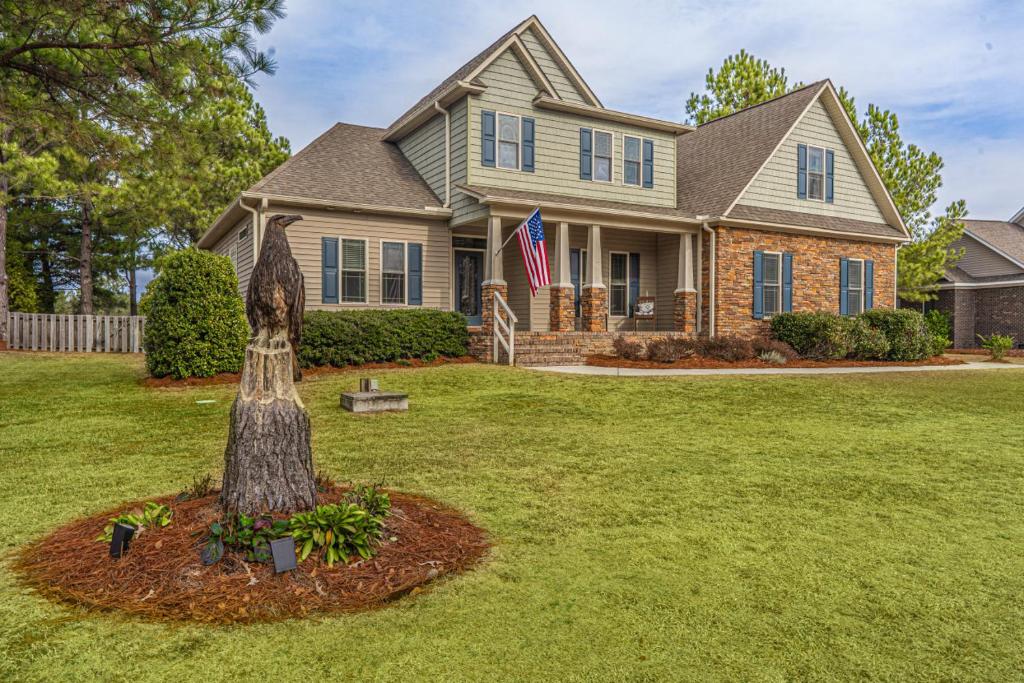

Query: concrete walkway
[[530, 361, 1024, 377]]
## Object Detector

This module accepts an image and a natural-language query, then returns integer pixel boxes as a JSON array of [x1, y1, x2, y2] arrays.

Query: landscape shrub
[[299, 309, 469, 367], [141, 249, 249, 379], [924, 309, 953, 356], [859, 308, 931, 361], [752, 337, 797, 360], [770, 311, 851, 359], [846, 317, 891, 360], [645, 337, 694, 363], [700, 335, 755, 361], [612, 335, 646, 360], [979, 333, 1014, 361], [758, 350, 788, 365]]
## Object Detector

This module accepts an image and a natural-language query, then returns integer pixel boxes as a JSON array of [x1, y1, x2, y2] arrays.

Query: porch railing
[[492, 291, 517, 366]]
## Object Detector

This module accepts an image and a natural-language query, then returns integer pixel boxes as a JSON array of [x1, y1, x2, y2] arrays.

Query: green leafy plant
[[858, 309, 931, 361], [289, 503, 386, 567], [758, 350, 788, 365], [176, 472, 216, 502], [770, 311, 852, 359], [97, 502, 173, 543], [201, 513, 290, 566], [141, 249, 249, 379], [299, 309, 469, 368], [847, 317, 891, 360], [923, 310, 953, 357], [979, 333, 1015, 361], [345, 483, 392, 519]]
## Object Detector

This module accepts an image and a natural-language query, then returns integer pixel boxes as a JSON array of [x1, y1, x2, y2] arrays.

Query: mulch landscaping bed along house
[[15, 486, 489, 624], [143, 356, 477, 388], [586, 354, 964, 370], [949, 348, 1024, 358]]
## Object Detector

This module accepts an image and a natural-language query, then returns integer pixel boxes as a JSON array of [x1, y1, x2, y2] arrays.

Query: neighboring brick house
[[199, 15, 909, 363], [925, 210, 1024, 348]]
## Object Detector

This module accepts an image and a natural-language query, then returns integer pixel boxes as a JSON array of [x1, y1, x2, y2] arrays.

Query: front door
[[454, 249, 484, 325]]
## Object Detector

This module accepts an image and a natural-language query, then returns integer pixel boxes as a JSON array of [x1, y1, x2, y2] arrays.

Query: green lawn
[[2, 353, 1023, 682]]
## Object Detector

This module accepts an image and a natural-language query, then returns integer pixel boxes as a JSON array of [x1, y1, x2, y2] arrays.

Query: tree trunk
[[220, 330, 317, 514], [128, 266, 138, 316], [39, 247, 55, 313], [0, 173, 8, 349], [79, 198, 93, 314]]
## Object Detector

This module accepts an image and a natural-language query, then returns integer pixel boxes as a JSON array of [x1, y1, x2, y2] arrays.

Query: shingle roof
[[729, 204, 906, 239], [249, 123, 441, 209], [963, 219, 1024, 265], [944, 266, 1024, 284], [676, 81, 827, 216]]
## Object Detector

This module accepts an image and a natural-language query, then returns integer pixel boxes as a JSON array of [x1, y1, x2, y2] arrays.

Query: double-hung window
[[610, 252, 628, 316], [497, 113, 520, 170], [846, 259, 864, 315], [761, 252, 782, 317], [381, 241, 406, 305], [341, 239, 367, 303], [593, 130, 613, 182], [623, 136, 642, 186], [807, 146, 825, 200]]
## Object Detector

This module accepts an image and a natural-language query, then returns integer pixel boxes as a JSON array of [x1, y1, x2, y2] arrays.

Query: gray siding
[[519, 27, 588, 104], [466, 49, 677, 209], [211, 216, 254, 298], [655, 233, 679, 331], [450, 96, 490, 225], [397, 113, 446, 202], [739, 99, 888, 225], [955, 234, 1024, 278]]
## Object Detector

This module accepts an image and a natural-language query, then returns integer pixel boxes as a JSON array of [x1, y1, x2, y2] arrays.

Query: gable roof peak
[[696, 79, 829, 129], [1011, 205, 1024, 225]]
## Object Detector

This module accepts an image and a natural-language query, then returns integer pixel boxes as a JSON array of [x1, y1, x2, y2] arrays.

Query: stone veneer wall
[[710, 226, 897, 337]]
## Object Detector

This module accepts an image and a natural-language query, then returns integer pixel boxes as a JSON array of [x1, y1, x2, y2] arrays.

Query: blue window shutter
[[839, 257, 849, 315], [521, 117, 535, 172], [408, 243, 423, 306], [579, 128, 592, 180], [782, 253, 793, 312], [642, 138, 654, 188], [825, 149, 835, 203], [570, 249, 581, 317], [797, 144, 807, 199], [752, 251, 764, 319], [629, 253, 640, 317], [864, 259, 874, 310], [481, 110, 496, 167], [321, 237, 338, 304]]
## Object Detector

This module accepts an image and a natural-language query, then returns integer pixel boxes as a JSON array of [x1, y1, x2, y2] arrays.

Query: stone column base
[[549, 286, 575, 332], [481, 282, 508, 338], [673, 290, 696, 334], [580, 286, 608, 332]]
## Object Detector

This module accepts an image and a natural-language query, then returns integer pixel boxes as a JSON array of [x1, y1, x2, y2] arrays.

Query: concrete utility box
[[341, 378, 408, 413]]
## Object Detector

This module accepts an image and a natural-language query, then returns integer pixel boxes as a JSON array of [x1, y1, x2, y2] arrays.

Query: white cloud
[[250, 0, 1023, 219]]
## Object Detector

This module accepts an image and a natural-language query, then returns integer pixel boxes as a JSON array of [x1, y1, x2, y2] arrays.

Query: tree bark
[[79, 198, 93, 314], [0, 187, 7, 350], [127, 265, 137, 316], [39, 246, 55, 313], [220, 330, 317, 514]]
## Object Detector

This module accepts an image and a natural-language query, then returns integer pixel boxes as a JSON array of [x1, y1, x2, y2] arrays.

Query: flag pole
[[488, 207, 538, 280]]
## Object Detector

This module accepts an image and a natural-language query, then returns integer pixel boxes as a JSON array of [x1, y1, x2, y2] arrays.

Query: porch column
[[481, 215, 507, 337], [580, 224, 607, 332], [549, 221, 574, 332], [674, 232, 697, 334]]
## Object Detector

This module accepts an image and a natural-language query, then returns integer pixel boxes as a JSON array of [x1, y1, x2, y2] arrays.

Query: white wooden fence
[[6, 313, 146, 353]]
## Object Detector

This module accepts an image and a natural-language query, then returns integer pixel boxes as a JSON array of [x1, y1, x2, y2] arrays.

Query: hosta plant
[[201, 513, 290, 566], [97, 502, 173, 543], [344, 483, 391, 518], [289, 503, 386, 567]]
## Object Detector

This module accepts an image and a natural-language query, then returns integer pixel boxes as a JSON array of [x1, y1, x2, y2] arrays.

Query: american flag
[[514, 208, 550, 296]]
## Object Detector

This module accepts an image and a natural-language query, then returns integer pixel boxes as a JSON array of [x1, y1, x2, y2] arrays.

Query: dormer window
[[498, 113, 520, 170], [807, 146, 825, 200], [797, 144, 834, 202]]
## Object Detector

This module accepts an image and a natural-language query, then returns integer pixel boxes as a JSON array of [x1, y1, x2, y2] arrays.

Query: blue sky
[[242, 0, 1023, 223]]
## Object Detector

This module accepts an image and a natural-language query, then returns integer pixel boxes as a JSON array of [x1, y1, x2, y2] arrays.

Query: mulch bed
[[14, 487, 489, 624], [949, 348, 1024, 358], [143, 356, 477, 388], [586, 354, 964, 370]]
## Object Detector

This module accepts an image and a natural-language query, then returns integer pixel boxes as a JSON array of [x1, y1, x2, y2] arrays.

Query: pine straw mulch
[[586, 354, 964, 370], [13, 487, 489, 624], [143, 356, 477, 388]]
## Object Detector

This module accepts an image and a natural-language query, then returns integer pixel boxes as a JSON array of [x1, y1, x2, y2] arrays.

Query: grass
[[2, 353, 1024, 681]]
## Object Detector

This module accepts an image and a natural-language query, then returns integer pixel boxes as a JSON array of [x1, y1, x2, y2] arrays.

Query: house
[[198, 15, 909, 364], [927, 208, 1024, 348]]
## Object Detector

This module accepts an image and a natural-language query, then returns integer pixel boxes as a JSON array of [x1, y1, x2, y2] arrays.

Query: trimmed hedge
[[769, 311, 851, 359], [771, 309, 933, 361], [299, 309, 469, 367], [141, 249, 249, 379], [858, 309, 931, 361]]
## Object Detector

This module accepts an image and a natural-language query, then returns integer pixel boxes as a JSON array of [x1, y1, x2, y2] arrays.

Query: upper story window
[[498, 113, 520, 170], [797, 144, 834, 202], [593, 130, 613, 182], [481, 110, 535, 172], [623, 136, 641, 186]]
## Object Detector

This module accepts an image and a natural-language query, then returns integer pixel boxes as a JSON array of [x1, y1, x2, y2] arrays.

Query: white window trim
[[761, 250, 783, 319], [228, 241, 238, 270], [589, 128, 615, 183], [495, 111, 522, 172], [846, 257, 865, 315], [608, 250, 632, 318], [805, 145, 827, 202], [380, 239, 409, 306], [340, 237, 369, 304], [622, 135, 643, 187]]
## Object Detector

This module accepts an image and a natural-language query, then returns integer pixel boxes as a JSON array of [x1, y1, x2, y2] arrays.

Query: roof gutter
[[239, 191, 452, 219], [433, 100, 452, 208]]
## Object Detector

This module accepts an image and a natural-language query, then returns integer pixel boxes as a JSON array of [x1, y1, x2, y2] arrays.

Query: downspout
[[433, 101, 451, 208], [239, 197, 260, 267], [701, 220, 716, 337]]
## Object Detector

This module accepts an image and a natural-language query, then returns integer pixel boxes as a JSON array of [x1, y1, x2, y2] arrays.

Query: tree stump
[[220, 330, 317, 514]]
